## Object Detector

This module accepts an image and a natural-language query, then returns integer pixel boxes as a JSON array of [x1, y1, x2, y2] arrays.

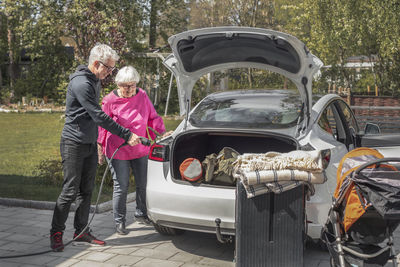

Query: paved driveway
[[0, 201, 398, 267]]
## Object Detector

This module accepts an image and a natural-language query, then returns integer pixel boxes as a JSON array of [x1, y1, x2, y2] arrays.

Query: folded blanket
[[234, 150, 323, 173], [241, 180, 315, 199], [234, 169, 327, 186], [234, 150, 326, 198]]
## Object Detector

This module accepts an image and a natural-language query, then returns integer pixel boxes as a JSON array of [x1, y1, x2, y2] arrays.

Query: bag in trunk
[[202, 147, 239, 186]]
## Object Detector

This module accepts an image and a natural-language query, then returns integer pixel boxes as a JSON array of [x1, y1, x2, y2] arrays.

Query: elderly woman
[[97, 66, 166, 235]]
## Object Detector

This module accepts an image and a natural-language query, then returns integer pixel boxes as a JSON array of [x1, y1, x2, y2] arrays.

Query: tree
[[0, 10, 7, 93], [299, 0, 400, 95], [0, 0, 37, 92], [145, 0, 189, 48], [61, 1, 145, 64], [59, 1, 148, 91], [0, 0, 75, 101], [188, 0, 297, 94]]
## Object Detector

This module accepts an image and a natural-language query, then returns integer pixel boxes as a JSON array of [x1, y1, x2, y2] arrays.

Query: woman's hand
[[97, 143, 105, 165], [162, 130, 173, 138], [98, 154, 105, 165]]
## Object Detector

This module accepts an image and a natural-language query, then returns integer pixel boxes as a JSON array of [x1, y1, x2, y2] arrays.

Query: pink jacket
[[97, 88, 165, 160]]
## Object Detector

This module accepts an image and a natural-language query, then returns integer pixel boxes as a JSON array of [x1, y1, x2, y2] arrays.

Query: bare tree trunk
[[0, 12, 3, 91], [149, 0, 158, 48], [251, 0, 258, 27], [220, 70, 228, 91], [209, 72, 214, 92], [206, 72, 211, 94], [248, 68, 252, 88], [7, 27, 17, 91], [0, 65, 2, 88], [246, 0, 258, 88]]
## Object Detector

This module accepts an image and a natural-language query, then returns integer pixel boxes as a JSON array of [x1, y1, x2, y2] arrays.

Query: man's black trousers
[[51, 138, 97, 234]]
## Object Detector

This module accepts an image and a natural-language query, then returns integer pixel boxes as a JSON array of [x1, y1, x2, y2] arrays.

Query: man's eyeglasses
[[99, 61, 116, 73]]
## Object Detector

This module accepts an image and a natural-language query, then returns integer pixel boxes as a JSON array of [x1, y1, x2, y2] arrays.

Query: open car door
[[163, 26, 323, 135]]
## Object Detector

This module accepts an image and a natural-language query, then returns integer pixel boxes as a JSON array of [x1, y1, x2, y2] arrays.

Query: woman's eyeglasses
[[119, 83, 136, 90]]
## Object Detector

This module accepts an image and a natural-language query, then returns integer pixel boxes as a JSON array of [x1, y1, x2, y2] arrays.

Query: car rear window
[[189, 90, 303, 129]]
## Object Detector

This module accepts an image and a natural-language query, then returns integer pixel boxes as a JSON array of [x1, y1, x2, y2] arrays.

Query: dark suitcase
[[235, 182, 305, 267]]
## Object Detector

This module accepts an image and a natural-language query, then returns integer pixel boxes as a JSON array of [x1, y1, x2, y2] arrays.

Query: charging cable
[[0, 136, 151, 259]]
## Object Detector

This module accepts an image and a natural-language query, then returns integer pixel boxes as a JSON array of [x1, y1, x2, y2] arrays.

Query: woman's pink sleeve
[[97, 98, 112, 146], [146, 95, 165, 139]]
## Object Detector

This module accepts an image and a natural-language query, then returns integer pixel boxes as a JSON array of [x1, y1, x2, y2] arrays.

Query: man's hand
[[127, 133, 141, 146]]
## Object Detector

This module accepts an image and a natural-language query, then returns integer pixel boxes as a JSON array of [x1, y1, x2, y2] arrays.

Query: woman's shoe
[[134, 210, 152, 225], [116, 222, 128, 235]]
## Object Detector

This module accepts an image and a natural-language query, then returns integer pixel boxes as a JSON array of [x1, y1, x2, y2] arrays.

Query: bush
[[0, 86, 14, 104], [33, 158, 63, 185], [33, 157, 122, 188]]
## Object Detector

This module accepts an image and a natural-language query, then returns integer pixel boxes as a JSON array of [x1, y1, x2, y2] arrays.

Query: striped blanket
[[233, 150, 327, 198]]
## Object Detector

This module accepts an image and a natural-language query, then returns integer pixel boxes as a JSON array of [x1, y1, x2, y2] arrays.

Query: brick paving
[[0, 202, 398, 267]]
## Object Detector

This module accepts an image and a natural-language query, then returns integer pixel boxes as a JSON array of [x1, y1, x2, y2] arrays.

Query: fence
[[352, 106, 400, 133]]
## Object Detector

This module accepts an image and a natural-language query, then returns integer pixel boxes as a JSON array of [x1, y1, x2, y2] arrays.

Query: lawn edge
[[0, 192, 136, 213]]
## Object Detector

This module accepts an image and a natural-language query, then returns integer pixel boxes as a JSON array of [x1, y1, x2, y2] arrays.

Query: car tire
[[318, 238, 329, 251], [153, 223, 186, 236]]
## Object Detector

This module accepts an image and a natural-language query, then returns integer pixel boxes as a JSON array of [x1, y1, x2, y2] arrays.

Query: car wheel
[[318, 238, 329, 251], [153, 223, 186, 235]]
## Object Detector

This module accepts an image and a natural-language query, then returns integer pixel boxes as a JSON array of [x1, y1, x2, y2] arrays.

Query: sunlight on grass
[[0, 113, 182, 202], [0, 113, 63, 177]]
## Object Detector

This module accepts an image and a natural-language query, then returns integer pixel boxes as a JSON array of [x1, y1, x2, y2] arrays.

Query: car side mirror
[[364, 123, 381, 135]]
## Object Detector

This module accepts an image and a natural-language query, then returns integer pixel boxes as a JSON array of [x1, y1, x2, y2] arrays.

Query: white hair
[[88, 44, 119, 66], [115, 66, 141, 84]]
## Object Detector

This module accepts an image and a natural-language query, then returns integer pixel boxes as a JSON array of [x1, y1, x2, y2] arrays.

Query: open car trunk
[[171, 130, 298, 184]]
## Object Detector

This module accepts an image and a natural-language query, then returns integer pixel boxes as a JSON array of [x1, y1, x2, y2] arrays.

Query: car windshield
[[189, 90, 303, 129]]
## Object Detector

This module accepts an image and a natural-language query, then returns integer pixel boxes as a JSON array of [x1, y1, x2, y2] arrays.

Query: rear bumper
[[147, 160, 326, 239], [147, 160, 235, 234]]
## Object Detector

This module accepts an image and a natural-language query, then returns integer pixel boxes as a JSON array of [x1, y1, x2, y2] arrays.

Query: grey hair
[[88, 44, 119, 66], [115, 66, 141, 84]]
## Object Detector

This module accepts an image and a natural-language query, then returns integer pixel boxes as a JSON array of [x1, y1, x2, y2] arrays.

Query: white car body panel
[[374, 146, 400, 157], [146, 27, 400, 242], [147, 160, 236, 234]]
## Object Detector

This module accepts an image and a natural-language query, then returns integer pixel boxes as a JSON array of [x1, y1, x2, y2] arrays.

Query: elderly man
[[50, 44, 141, 251]]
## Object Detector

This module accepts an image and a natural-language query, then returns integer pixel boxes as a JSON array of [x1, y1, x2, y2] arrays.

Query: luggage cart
[[235, 181, 306, 267]]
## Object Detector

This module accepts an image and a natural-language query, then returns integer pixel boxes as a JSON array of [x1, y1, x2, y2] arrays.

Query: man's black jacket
[[61, 65, 131, 144]]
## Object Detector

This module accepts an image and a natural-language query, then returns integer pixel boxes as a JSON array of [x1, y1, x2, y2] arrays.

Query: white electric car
[[146, 27, 400, 241]]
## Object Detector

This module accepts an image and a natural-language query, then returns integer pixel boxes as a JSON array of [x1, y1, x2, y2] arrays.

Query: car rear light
[[149, 143, 169, 162], [321, 149, 331, 169]]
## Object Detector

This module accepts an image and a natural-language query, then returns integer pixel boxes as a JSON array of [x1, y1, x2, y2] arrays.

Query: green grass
[[0, 112, 182, 202], [0, 113, 63, 177]]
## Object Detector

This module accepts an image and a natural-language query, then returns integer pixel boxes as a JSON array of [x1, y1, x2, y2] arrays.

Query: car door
[[332, 99, 400, 157], [314, 100, 350, 195], [358, 129, 400, 158], [305, 99, 350, 228], [334, 100, 359, 151]]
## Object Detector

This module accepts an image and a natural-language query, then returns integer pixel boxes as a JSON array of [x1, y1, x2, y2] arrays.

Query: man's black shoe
[[116, 222, 128, 235], [50, 231, 64, 252], [73, 231, 106, 246]]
